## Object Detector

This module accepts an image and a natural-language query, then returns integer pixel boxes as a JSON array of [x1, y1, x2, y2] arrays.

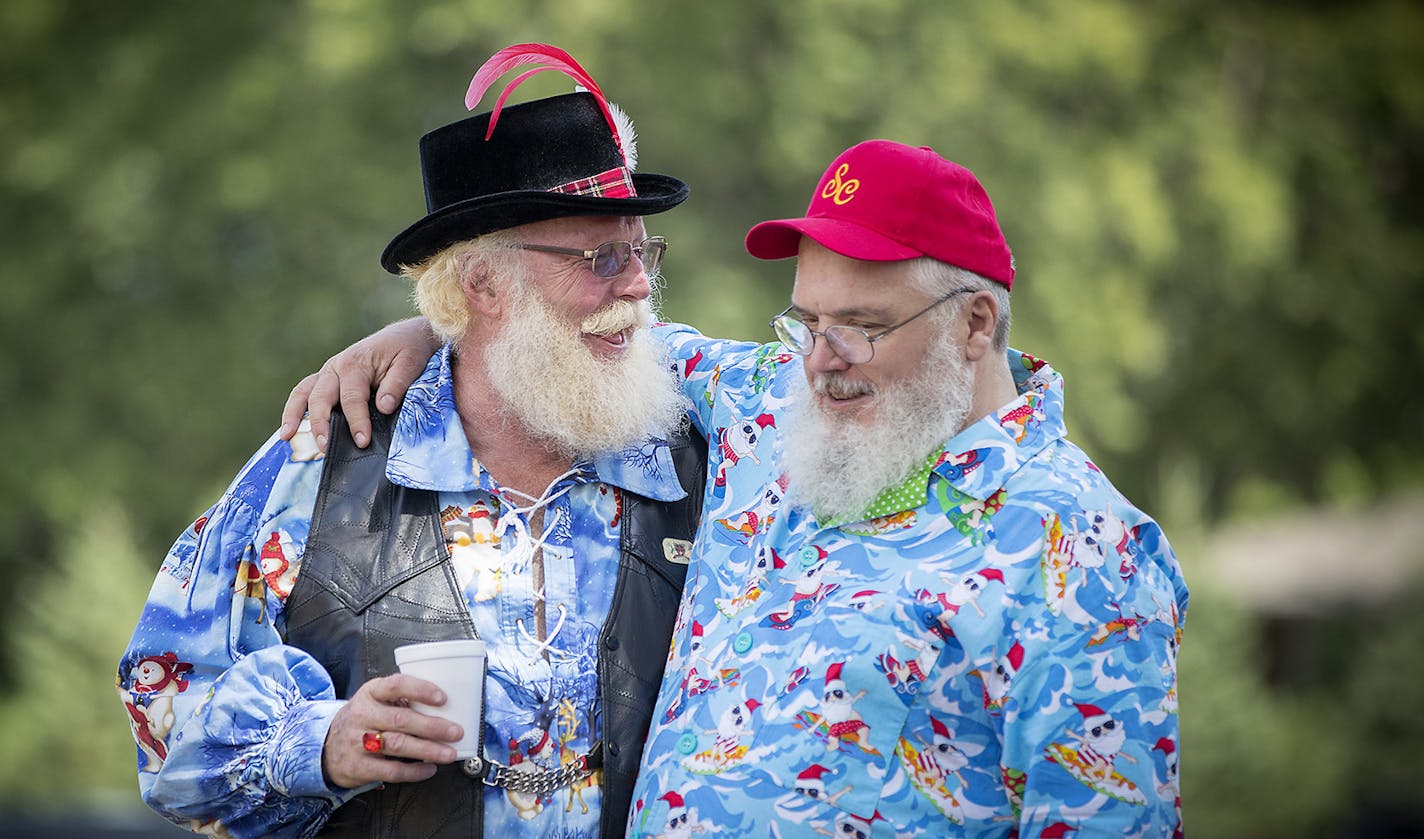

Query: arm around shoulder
[[279, 317, 439, 451]]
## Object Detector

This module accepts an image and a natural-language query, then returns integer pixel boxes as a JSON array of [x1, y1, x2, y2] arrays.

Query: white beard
[[821, 695, 855, 723], [484, 285, 685, 460], [782, 337, 974, 522]]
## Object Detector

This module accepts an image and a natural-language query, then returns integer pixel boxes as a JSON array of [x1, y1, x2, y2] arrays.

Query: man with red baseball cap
[[286, 139, 1187, 836]]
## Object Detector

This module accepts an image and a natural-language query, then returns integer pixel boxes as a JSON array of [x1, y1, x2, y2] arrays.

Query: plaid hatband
[[549, 166, 636, 199]]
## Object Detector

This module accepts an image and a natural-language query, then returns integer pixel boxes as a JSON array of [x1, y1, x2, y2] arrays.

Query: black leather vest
[[285, 406, 705, 838]]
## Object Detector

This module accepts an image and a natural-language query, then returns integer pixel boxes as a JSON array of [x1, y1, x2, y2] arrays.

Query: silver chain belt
[[462, 743, 600, 796]]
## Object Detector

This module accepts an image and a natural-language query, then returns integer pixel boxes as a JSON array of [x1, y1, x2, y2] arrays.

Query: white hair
[[401, 233, 522, 344], [906, 258, 1012, 350]]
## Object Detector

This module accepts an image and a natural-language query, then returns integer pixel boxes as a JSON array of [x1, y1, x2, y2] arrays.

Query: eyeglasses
[[519, 236, 667, 279], [770, 288, 972, 364]]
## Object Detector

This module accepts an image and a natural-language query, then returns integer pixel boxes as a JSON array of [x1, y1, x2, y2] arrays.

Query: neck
[[967, 353, 1020, 429], [450, 347, 574, 499]]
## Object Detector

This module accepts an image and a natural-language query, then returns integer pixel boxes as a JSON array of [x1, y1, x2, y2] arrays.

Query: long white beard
[[484, 286, 685, 460], [782, 338, 974, 522]]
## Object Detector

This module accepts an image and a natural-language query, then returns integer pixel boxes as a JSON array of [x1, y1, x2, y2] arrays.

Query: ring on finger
[[362, 730, 385, 754]]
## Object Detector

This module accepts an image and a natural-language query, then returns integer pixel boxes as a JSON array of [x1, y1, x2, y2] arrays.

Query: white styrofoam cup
[[393, 639, 487, 759]]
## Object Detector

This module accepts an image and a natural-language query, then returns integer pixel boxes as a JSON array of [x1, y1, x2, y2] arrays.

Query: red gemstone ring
[[362, 730, 385, 754]]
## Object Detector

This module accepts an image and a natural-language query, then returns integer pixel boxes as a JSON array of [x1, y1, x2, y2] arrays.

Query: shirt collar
[[384, 345, 687, 501], [825, 349, 1068, 525], [932, 349, 1067, 501], [818, 450, 939, 529]]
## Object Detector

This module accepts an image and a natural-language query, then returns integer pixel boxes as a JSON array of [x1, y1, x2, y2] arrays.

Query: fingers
[[337, 375, 374, 451], [370, 326, 430, 415], [274, 364, 343, 452], [327, 340, 398, 450], [275, 318, 437, 451], [334, 325, 434, 447], [365, 673, 449, 710], [373, 350, 426, 418], [302, 365, 343, 452], [364, 318, 438, 427], [364, 677, 465, 749], [322, 675, 467, 790], [326, 736, 439, 788], [278, 374, 320, 442]]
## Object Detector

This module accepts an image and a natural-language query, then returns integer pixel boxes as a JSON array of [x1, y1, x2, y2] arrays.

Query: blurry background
[[2, 0, 1422, 836]]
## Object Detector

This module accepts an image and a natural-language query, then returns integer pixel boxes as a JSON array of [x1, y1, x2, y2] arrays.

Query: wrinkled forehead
[[789, 237, 919, 312]]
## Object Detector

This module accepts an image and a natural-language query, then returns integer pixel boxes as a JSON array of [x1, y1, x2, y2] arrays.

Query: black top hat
[[381, 92, 689, 273]]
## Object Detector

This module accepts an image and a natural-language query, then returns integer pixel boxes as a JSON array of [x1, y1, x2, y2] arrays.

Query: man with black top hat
[[286, 136, 1189, 834], [116, 44, 705, 838]]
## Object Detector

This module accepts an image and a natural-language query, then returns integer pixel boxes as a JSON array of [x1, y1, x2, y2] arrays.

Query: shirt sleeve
[[116, 436, 364, 838], [652, 322, 777, 440]]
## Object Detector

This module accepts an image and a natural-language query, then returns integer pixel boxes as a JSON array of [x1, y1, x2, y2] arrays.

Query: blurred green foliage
[[1177, 575, 1424, 836], [1, 0, 1421, 834], [0, 505, 153, 808]]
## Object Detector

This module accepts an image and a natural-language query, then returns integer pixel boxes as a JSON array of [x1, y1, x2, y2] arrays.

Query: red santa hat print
[[796, 763, 831, 796], [659, 789, 685, 814], [849, 589, 880, 608], [976, 567, 1005, 585], [1074, 702, 1111, 729], [930, 716, 952, 742], [1005, 640, 1025, 672]]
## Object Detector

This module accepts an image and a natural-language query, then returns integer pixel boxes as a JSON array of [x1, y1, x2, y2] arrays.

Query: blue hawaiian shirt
[[627, 324, 1188, 838], [117, 345, 686, 838]]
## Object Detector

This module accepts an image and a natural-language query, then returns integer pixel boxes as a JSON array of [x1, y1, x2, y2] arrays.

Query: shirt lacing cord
[[492, 466, 582, 573], [494, 466, 584, 662], [517, 603, 576, 662]]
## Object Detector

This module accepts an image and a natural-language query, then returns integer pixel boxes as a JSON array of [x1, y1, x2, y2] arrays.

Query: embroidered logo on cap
[[820, 163, 860, 205]]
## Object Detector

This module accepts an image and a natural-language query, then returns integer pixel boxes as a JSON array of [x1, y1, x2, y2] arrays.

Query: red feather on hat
[[465, 43, 627, 161]]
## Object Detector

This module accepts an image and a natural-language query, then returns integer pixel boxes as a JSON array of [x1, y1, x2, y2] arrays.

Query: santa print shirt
[[116, 345, 687, 839], [628, 324, 1188, 838]]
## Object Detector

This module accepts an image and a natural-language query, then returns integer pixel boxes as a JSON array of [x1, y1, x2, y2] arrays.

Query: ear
[[460, 253, 504, 320], [962, 291, 999, 362]]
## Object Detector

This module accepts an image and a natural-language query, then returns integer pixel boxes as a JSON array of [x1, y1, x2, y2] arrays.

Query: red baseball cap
[[745, 140, 1014, 288]]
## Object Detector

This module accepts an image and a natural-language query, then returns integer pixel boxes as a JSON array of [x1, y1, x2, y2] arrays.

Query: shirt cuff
[[267, 699, 372, 802]]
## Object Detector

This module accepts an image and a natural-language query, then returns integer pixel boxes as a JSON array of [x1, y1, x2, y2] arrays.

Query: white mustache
[[813, 374, 875, 401], [581, 299, 652, 336]]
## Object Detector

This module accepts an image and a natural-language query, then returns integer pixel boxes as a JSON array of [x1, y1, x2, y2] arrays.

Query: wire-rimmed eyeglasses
[[520, 236, 667, 279], [770, 288, 972, 365]]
